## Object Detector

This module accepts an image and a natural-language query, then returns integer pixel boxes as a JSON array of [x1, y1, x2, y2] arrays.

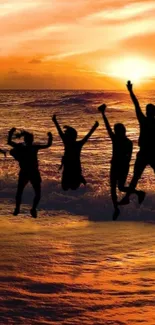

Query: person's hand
[[9, 127, 16, 133], [52, 114, 56, 122], [127, 80, 132, 91], [98, 104, 106, 113], [95, 121, 99, 128], [47, 131, 52, 137]]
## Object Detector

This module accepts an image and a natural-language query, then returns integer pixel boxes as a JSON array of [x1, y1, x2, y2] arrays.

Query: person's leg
[[30, 173, 41, 218], [110, 164, 120, 220], [32, 182, 41, 210], [14, 171, 28, 215], [118, 162, 146, 205], [119, 152, 146, 205], [61, 169, 70, 190], [118, 163, 142, 194], [70, 173, 85, 190], [110, 165, 117, 209], [117, 163, 130, 192]]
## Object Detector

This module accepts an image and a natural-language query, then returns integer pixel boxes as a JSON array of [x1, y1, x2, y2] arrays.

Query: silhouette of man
[[98, 103, 142, 220], [52, 114, 99, 190], [8, 127, 52, 218], [119, 80, 153, 206]]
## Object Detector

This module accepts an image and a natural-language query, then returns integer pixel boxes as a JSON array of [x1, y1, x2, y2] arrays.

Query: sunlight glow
[[107, 57, 152, 83], [0, 0, 155, 88]]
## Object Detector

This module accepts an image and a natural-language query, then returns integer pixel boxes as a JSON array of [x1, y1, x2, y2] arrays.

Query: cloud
[[119, 32, 155, 57], [7, 69, 18, 75], [29, 58, 42, 64], [0, 1, 42, 17], [84, 1, 155, 22]]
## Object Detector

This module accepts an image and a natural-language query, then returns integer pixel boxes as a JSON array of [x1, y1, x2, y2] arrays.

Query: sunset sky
[[1, 0, 155, 89]]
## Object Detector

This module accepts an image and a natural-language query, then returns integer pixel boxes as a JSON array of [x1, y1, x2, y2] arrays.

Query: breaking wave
[[21, 91, 128, 108], [1, 178, 155, 222]]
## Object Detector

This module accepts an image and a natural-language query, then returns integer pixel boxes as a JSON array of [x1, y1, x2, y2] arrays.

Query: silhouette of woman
[[52, 114, 99, 190], [98, 104, 141, 220], [8, 127, 52, 218]]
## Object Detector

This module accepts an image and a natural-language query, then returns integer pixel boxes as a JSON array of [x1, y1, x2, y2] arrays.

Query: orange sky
[[1, 0, 155, 89]]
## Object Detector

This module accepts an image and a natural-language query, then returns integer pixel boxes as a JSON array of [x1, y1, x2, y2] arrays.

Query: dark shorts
[[19, 169, 42, 186], [111, 160, 130, 181]]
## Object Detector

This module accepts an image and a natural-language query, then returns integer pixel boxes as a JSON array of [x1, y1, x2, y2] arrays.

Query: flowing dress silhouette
[[52, 115, 99, 190]]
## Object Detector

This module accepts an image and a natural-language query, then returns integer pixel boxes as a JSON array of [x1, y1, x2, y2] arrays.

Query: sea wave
[[1, 178, 155, 222], [21, 91, 126, 108]]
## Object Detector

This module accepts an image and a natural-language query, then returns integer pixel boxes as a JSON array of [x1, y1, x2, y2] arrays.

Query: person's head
[[114, 123, 126, 137], [15, 130, 34, 145], [146, 104, 155, 119], [63, 126, 77, 143], [24, 131, 34, 145]]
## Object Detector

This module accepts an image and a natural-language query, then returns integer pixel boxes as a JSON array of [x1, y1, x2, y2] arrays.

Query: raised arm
[[8, 127, 18, 147], [52, 114, 64, 141], [98, 104, 114, 139], [37, 132, 53, 150], [127, 81, 145, 123], [81, 121, 99, 145]]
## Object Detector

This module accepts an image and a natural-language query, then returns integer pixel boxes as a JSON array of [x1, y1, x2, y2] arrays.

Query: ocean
[[0, 89, 155, 324]]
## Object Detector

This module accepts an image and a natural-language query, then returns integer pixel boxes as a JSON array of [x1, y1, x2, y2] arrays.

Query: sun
[[108, 57, 151, 83]]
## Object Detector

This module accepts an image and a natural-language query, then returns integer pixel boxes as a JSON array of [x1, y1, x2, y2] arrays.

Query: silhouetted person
[[52, 114, 99, 190], [98, 103, 141, 220], [8, 127, 52, 218], [119, 80, 153, 206]]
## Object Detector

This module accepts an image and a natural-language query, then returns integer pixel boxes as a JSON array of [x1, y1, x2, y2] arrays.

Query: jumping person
[[119, 80, 154, 206], [98, 103, 142, 220], [8, 127, 52, 218], [52, 114, 99, 190]]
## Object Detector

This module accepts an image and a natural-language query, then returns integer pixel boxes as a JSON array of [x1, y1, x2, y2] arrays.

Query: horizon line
[[0, 88, 154, 91]]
